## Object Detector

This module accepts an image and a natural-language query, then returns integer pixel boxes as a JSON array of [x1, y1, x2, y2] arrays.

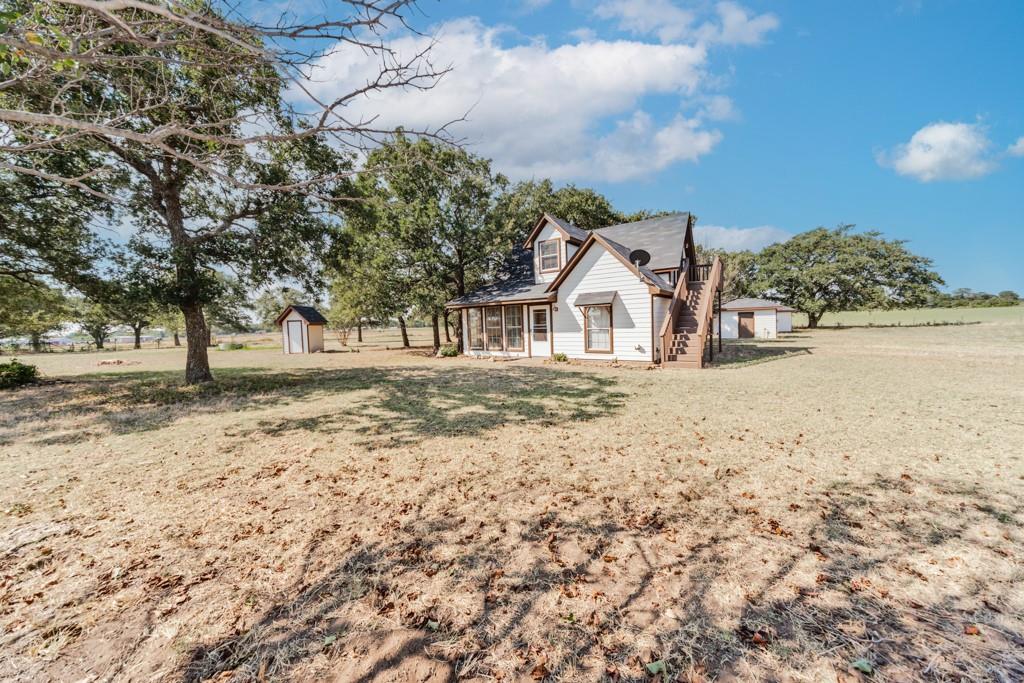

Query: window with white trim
[[538, 239, 559, 272]]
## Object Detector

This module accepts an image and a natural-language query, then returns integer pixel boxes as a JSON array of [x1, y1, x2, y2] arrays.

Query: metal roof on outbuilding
[[721, 298, 797, 312]]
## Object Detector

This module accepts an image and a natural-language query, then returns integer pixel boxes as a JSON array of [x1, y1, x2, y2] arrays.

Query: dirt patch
[[1, 324, 1022, 681]]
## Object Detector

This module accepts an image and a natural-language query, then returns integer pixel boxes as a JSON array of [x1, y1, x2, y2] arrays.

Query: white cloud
[[695, 224, 792, 251], [698, 94, 739, 121], [594, 0, 778, 46], [301, 18, 729, 182], [877, 121, 996, 182], [1008, 136, 1024, 157]]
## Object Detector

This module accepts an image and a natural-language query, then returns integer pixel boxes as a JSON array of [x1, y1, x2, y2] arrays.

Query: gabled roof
[[522, 213, 588, 248], [275, 304, 328, 326], [445, 247, 554, 308], [545, 232, 673, 295], [592, 212, 691, 271], [722, 298, 797, 312]]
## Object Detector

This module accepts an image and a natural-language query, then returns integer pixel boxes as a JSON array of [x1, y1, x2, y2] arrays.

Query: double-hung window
[[584, 305, 612, 353], [538, 239, 560, 272]]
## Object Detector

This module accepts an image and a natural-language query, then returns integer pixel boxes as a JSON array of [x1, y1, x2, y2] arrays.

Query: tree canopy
[[750, 226, 944, 327]]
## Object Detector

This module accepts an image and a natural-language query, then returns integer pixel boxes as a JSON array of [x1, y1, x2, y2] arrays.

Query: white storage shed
[[276, 305, 327, 354], [715, 298, 796, 340]]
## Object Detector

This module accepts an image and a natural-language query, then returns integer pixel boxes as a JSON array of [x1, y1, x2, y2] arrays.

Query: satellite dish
[[629, 249, 651, 267]]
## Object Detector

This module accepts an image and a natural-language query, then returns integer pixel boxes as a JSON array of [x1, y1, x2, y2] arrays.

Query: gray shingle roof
[[722, 298, 797, 312], [446, 247, 554, 307], [548, 216, 590, 243], [281, 305, 328, 325], [593, 212, 690, 271]]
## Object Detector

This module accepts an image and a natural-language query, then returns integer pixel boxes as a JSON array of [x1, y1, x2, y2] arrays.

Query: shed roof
[[446, 247, 555, 307], [573, 291, 617, 306], [275, 305, 328, 326], [721, 298, 797, 312]]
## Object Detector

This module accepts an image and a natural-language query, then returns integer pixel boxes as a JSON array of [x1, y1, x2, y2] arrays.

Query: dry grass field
[[1, 314, 1023, 682]]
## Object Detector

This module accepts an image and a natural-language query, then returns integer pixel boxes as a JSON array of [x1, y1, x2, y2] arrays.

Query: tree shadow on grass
[[0, 365, 628, 449], [710, 340, 813, 368], [176, 475, 1024, 682]]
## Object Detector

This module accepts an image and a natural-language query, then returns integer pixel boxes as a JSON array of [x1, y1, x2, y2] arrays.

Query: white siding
[[777, 311, 793, 333], [652, 296, 670, 362], [565, 242, 578, 264], [532, 223, 562, 284], [553, 244, 654, 362], [754, 310, 777, 339], [460, 306, 531, 358], [715, 311, 740, 339]]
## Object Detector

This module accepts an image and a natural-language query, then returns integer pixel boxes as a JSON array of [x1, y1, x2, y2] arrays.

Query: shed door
[[287, 320, 304, 353], [738, 312, 755, 339]]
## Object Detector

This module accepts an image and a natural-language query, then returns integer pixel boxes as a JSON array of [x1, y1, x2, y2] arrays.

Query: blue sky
[[304, 1, 1024, 292]]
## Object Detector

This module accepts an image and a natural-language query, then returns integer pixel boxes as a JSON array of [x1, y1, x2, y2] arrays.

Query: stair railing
[[658, 258, 689, 363], [693, 256, 723, 367]]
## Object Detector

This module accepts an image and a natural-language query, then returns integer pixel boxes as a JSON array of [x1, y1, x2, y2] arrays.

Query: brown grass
[[1, 321, 1023, 682]]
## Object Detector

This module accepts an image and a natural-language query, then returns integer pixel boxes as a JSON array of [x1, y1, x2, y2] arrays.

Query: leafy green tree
[[150, 306, 185, 347], [343, 135, 509, 350], [0, 1, 441, 383], [73, 298, 116, 349], [252, 286, 308, 331], [751, 226, 943, 327], [0, 276, 69, 351], [697, 246, 758, 301], [493, 180, 625, 242]]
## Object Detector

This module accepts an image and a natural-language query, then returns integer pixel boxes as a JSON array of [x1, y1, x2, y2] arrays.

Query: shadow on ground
[[0, 364, 628, 448], [710, 339, 813, 368], [178, 476, 1024, 682]]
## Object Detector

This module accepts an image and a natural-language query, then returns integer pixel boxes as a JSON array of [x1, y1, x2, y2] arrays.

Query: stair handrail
[[658, 259, 689, 363], [693, 256, 723, 367]]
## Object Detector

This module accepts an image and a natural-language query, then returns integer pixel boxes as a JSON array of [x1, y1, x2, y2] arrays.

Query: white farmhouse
[[447, 213, 724, 367]]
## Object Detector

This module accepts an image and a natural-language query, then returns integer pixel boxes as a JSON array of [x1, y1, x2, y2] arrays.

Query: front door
[[287, 320, 304, 353], [738, 312, 755, 338], [530, 306, 550, 357]]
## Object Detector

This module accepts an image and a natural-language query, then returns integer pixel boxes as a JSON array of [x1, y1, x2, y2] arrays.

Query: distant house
[[446, 213, 724, 367], [276, 305, 327, 354], [715, 298, 795, 339]]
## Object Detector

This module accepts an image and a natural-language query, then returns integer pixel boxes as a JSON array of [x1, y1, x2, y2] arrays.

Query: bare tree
[[0, 0, 452, 383]]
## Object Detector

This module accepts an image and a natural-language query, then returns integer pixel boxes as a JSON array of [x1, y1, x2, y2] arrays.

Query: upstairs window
[[539, 239, 560, 272]]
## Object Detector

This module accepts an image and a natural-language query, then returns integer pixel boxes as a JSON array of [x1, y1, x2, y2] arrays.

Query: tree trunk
[[30, 333, 42, 353], [133, 324, 143, 349], [92, 331, 105, 349], [443, 311, 452, 343], [173, 331, 180, 347], [181, 302, 213, 384], [398, 316, 410, 348], [807, 312, 821, 328], [431, 314, 441, 351], [455, 312, 464, 353], [357, 320, 363, 343]]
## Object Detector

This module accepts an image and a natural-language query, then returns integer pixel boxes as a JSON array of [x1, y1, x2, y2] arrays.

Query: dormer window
[[539, 239, 560, 272]]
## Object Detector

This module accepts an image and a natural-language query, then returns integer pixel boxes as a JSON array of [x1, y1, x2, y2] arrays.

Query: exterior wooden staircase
[[659, 258, 722, 368]]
